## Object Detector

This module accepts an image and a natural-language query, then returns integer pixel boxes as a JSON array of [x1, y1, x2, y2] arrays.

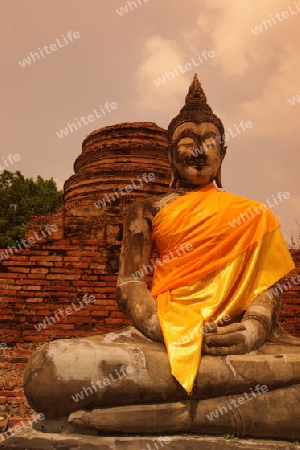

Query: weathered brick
[[105, 318, 125, 324], [7, 267, 31, 274], [0, 290, 18, 296], [46, 274, 81, 280], [30, 268, 49, 274], [3, 261, 35, 266], [0, 283, 22, 290], [0, 274, 25, 279], [21, 286, 42, 291], [30, 256, 63, 261], [90, 310, 110, 317]]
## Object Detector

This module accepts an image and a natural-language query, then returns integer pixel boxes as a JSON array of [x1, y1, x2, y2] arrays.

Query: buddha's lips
[[179, 158, 208, 168], [191, 162, 207, 169], [190, 161, 208, 170]]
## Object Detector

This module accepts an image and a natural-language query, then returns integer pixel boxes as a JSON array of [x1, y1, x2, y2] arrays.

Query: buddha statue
[[24, 74, 300, 441]]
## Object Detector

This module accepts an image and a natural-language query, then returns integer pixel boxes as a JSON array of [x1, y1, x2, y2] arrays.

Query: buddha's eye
[[203, 137, 219, 149], [178, 138, 194, 145], [177, 138, 195, 151]]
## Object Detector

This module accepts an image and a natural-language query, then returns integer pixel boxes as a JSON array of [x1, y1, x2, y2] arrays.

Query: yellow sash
[[151, 183, 294, 392]]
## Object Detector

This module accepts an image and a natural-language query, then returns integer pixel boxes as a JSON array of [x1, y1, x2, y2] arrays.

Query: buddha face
[[171, 122, 224, 186]]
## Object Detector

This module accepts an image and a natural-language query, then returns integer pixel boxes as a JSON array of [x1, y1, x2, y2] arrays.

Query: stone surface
[[0, 429, 299, 450], [67, 387, 300, 438], [22, 327, 300, 440]]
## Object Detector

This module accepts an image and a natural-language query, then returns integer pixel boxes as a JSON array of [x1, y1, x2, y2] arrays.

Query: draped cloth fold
[[150, 183, 295, 393]]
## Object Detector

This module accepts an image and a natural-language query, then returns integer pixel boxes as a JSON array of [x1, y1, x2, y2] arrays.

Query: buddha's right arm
[[116, 200, 164, 343]]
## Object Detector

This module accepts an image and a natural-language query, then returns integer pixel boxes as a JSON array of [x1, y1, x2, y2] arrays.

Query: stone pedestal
[[0, 429, 298, 450]]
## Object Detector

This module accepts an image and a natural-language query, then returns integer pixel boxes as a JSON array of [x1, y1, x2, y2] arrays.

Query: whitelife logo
[[131, 243, 193, 280], [153, 50, 215, 87], [55, 102, 118, 139], [0, 224, 58, 262], [94, 173, 155, 209], [192, 120, 253, 158], [34, 294, 96, 332], [206, 385, 269, 421], [288, 90, 300, 106], [18, 31, 81, 68], [228, 191, 290, 228], [71, 365, 133, 402], [171, 315, 232, 348], [0, 413, 45, 442], [250, 2, 300, 35], [116, 0, 150, 16], [267, 274, 300, 299], [0, 153, 21, 172]]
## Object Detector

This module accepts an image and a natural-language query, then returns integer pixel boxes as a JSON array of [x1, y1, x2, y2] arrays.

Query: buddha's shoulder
[[220, 189, 265, 207], [126, 191, 182, 217]]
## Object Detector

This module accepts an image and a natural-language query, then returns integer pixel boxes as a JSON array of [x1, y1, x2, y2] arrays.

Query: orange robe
[[151, 183, 294, 393]]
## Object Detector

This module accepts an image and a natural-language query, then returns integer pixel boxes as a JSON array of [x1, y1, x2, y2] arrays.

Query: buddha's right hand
[[202, 320, 266, 355]]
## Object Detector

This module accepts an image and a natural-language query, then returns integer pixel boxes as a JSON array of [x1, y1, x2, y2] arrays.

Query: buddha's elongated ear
[[215, 145, 227, 188], [221, 145, 227, 159], [166, 145, 173, 167], [167, 144, 178, 187], [214, 168, 222, 189], [169, 171, 177, 188]]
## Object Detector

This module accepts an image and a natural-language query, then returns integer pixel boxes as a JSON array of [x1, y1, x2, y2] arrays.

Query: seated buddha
[[24, 74, 300, 440]]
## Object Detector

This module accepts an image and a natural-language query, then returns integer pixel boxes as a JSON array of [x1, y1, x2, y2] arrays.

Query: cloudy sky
[[1, 0, 299, 243]]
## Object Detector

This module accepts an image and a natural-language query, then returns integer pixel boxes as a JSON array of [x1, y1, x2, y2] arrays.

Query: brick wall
[[278, 249, 300, 336], [0, 239, 133, 421], [0, 239, 132, 345]]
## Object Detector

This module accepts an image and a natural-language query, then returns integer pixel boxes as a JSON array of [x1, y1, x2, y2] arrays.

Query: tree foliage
[[0, 170, 63, 247]]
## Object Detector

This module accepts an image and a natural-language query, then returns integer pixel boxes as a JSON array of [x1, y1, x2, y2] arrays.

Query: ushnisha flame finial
[[185, 73, 208, 106]]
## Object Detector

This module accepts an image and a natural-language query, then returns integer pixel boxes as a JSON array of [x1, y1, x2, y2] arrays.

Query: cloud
[[180, 0, 300, 138], [134, 35, 191, 119], [191, 0, 300, 77], [236, 47, 300, 137]]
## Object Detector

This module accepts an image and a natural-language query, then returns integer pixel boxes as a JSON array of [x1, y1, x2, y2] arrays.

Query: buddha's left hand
[[203, 318, 268, 355]]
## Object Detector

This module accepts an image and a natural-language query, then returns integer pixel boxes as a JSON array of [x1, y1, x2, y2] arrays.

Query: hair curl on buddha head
[[167, 74, 226, 188]]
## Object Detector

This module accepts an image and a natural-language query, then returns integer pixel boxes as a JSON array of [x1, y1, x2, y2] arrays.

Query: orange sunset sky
[[1, 0, 299, 242]]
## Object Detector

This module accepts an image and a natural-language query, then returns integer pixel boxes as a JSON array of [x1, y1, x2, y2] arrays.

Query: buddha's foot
[[69, 384, 300, 440]]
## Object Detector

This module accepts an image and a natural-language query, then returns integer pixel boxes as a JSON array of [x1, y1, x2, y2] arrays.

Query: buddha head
[[167, 74, 226, 188]]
